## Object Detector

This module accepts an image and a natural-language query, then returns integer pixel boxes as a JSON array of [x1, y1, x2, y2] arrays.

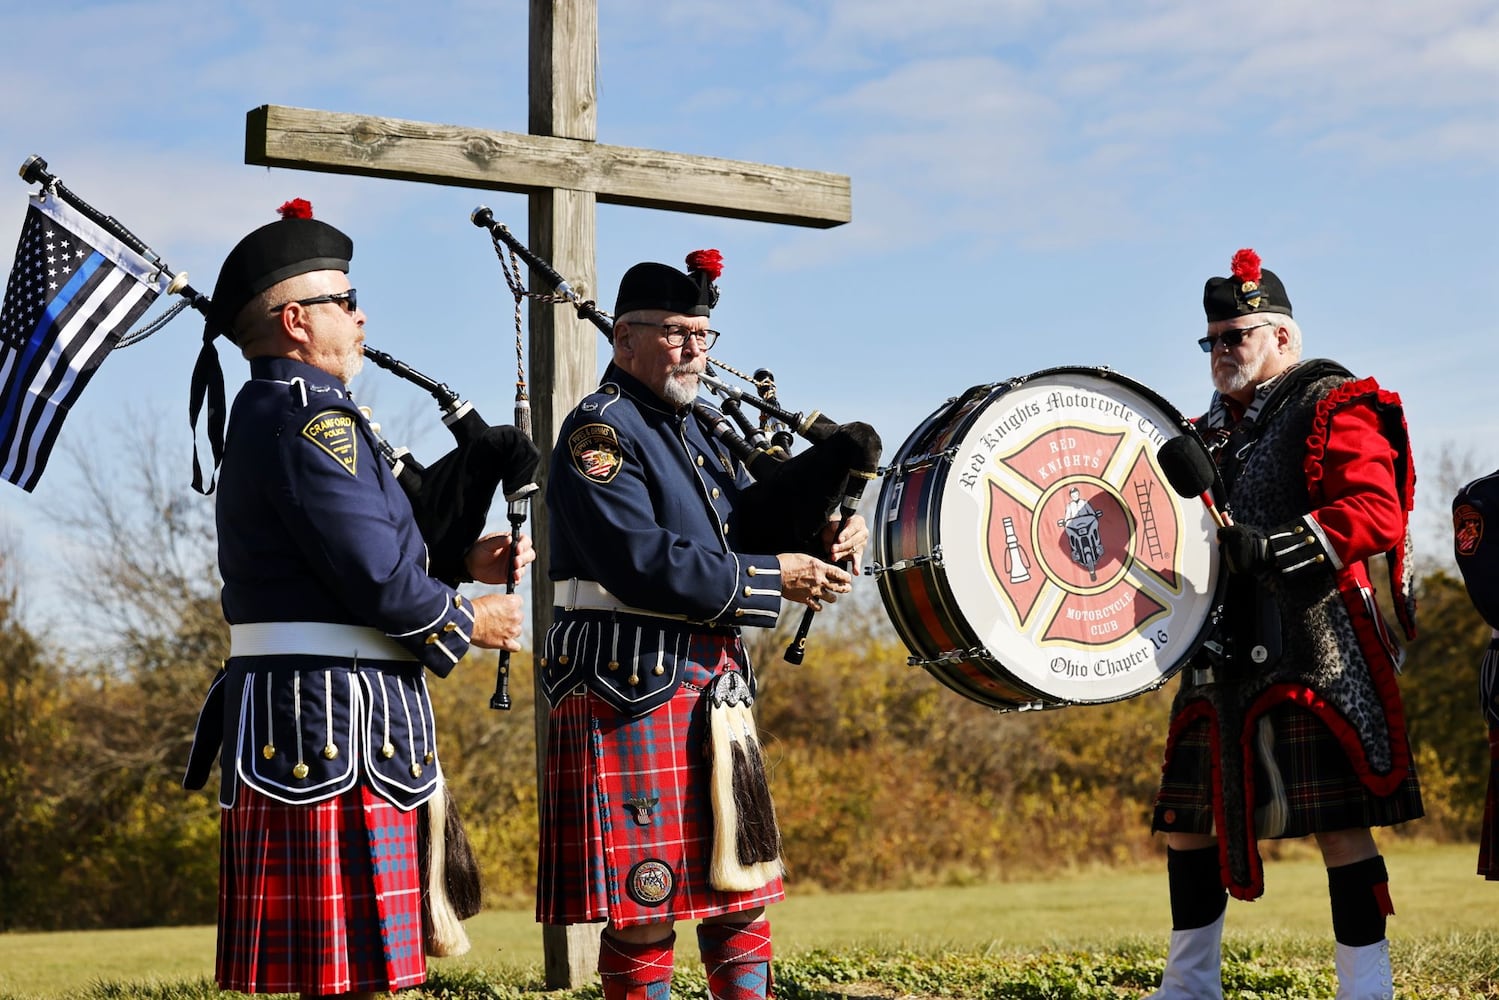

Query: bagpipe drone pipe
[[470, 207, 881, 663]]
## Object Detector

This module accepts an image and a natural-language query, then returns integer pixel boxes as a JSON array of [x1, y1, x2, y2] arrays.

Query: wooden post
[[527, 0, 602, 983]]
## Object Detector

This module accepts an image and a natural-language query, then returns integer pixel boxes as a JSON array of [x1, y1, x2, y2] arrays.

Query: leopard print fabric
[[1176, 372, 1397, 773]]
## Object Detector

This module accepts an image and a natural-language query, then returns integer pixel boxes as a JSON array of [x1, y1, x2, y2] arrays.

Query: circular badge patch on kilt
[[626, 859, 675, 906]]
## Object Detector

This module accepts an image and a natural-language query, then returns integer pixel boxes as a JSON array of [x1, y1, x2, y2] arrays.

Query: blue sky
[[0, 0, 1495, 631]]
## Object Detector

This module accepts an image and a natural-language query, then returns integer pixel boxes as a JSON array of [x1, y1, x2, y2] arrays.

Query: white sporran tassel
[[422, 772, 472, 957], [707, 671, 783, 892]]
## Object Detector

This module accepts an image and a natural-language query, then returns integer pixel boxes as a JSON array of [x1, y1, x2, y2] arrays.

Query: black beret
[[613, 250, 722, 321], [205, 199, 352, 342], [1202, 248, 1291, 322]]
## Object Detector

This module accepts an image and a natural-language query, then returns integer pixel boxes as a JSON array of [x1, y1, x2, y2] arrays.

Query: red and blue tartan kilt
[[217, 783, 426, 995], [537, 631, 786, 927], [1154, 701, 1424, 837], [1480, 726, 1499, 880]]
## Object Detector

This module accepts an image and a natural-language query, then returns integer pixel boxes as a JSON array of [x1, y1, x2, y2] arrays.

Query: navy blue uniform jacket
[[541, 363, 783, 715], [185, 356, 476, 809]]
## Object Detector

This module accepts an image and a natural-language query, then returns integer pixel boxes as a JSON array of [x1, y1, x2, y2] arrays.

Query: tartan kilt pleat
[[537, 632, 786, 927], [1154, 701, 1423, 837], [217, 783, 426, 994]]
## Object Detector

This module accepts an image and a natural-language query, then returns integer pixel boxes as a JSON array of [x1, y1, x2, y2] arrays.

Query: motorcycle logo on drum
[[979, 422, 1183, 651]]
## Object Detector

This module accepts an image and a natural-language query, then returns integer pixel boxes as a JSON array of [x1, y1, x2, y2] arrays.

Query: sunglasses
[[1198, 320, 1273, 353], [272, 288, 358, 314]]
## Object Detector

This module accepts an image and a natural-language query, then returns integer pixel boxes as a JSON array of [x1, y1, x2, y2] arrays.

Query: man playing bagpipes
[[536, 251, 868, 1000], [1147, 249, 1421, 1000], [180, 200, 533, 1000]]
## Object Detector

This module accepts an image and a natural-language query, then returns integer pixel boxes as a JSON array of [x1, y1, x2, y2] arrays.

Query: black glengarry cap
[[613, 248, 722, 321], [1203, 248, 1292, 322]]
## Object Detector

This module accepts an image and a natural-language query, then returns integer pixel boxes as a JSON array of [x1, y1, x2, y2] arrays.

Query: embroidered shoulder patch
[[302, 410, 359, 476], [1456, 503, 1484, 557], [569, 423, 623, 484]]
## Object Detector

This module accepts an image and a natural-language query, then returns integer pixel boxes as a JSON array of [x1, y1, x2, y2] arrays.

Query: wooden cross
[[242, 0, 849, 988]]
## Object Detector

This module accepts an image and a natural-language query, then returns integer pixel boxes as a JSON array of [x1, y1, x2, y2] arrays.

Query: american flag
[[0, 193, 168, 491]]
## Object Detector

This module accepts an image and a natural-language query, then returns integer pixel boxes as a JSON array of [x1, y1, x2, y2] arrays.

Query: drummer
[[1145, 249, 1421, 1000]]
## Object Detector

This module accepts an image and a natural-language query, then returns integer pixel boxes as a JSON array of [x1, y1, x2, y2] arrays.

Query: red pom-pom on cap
[[278, 198, 314, 220], [685, 248, 723, 281], [1230, 248, 1261, 283]]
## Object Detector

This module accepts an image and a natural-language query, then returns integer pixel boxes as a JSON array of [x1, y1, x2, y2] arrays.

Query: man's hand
[[820, 514, 870, 573], [463, 532, 535, 586], [469, 593, 526, 651], [1218, 524, 1273, 575], [778, 552, 852, 611]]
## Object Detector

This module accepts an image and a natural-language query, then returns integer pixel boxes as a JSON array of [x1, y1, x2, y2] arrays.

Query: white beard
[[1213, 362, 1253, 396], [340, 350, 365, 386], [660, 366, 699, 409]]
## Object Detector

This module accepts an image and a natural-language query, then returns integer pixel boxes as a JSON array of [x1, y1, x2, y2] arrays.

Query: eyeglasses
[[272, 288, 358, 314], [1198, 320, 1273, 353], [628, 320, 719, 350]]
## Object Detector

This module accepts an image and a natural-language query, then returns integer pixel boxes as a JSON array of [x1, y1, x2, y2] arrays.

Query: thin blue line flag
[[0, 193, 168, 491]]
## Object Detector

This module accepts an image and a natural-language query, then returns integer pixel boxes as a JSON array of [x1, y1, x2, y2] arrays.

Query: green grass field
[[2, 842, 1493, 998]]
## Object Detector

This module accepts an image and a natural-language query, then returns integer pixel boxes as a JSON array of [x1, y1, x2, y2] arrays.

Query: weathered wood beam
[[246, 104, 851, 228]]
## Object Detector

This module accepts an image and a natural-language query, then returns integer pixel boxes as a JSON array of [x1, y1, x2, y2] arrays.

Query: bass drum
[[872, 367, 1224, 710]]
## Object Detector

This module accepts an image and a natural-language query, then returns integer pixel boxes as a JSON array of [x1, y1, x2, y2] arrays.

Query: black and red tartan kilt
[[1480, 726, 1499, 880], [1153, 701, 1424, 837], [217, 783, 426, 995], [537, 631, 786, 927]]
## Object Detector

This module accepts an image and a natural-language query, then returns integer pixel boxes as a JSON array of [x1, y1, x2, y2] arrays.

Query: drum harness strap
[[1207, 359, 1353, 501]]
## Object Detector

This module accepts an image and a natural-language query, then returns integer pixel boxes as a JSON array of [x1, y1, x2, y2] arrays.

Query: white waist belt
[[560, 579, 696, 623], [230, 622, 417, 661]]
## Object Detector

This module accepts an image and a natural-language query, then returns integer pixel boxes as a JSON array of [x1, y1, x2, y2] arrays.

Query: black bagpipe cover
[[732, 421, 879, 557], [1456, 469, 1499, 631], [410, 424, 540, 586]]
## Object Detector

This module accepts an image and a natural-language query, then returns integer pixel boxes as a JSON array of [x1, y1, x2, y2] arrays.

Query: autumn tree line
[[0, 431, 1491, 931]]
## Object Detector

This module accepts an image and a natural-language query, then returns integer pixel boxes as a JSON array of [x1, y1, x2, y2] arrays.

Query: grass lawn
[[1, 841, 1491, 998]]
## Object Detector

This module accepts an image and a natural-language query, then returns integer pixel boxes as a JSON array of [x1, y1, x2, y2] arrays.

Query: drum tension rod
[[907, 646, 996, 668], [882, 447, 958, 477], [870, 547, 943, 576]]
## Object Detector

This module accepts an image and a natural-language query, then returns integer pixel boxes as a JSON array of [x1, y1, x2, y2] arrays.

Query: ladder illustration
[[1135, 480, 1166, 561]]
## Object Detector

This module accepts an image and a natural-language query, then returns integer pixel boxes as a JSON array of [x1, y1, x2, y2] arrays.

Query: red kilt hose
[[537, 632, 785, 927], [218, 783, 425, 995]]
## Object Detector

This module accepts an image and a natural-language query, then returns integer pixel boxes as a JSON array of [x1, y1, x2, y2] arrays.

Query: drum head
[[878, 367, 1222, 706]]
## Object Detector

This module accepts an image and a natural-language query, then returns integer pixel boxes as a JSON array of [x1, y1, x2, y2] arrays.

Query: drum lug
[[906, 645, 993, 669], [870, 545, 944, 577], [883, 446, 958, 478]]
